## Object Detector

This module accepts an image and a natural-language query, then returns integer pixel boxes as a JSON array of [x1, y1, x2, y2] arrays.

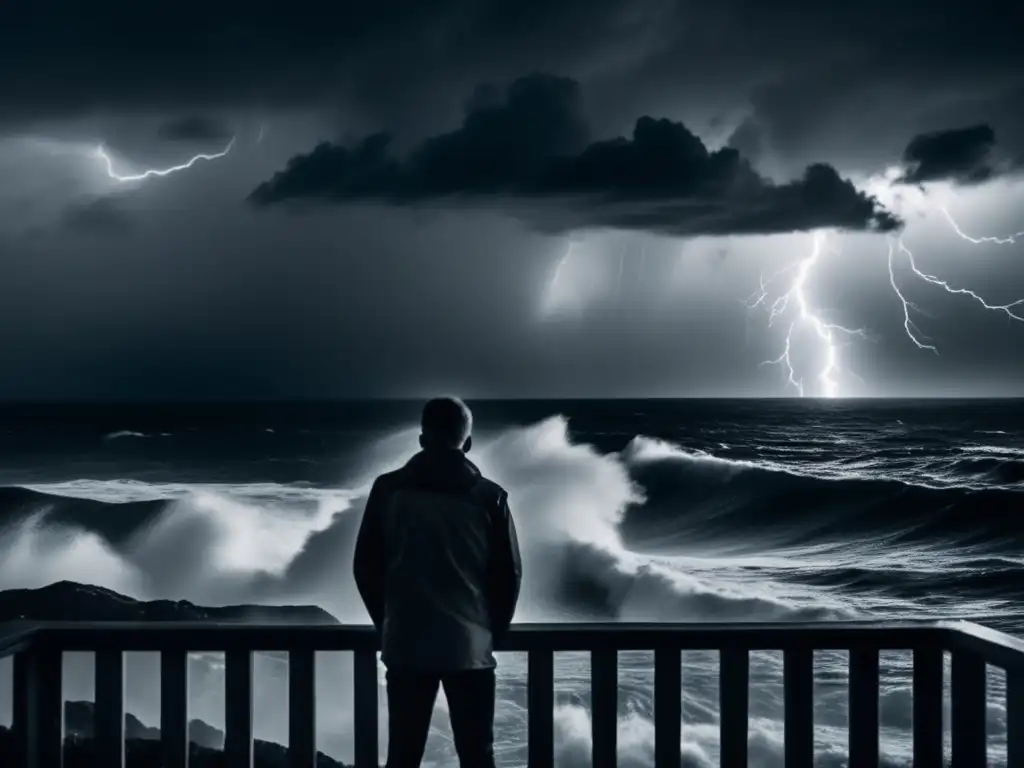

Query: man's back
[[353, 397, 521, 768], [353, 446, 522, 671]]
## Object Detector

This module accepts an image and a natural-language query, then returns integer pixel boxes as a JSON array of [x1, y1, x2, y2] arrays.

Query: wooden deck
[[2, 618, 1022, 767]]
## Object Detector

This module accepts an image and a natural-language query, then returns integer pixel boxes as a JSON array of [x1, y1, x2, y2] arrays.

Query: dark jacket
[[352, 448, 522, 671]]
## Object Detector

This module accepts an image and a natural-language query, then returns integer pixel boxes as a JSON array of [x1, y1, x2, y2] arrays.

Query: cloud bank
[[897, 124, 1021, 186], [250, 75, 900, 237]]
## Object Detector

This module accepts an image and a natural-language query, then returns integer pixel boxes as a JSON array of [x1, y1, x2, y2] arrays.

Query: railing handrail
[[0, 618, 946, 650], [5, 618, 1024, 659], [939, 619, 1024, 672], [3, 618, 1022, 768], [7, 617, 950, 632]]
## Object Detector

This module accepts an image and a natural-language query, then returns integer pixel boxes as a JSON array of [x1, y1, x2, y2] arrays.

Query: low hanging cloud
[[249, 74, 901, 237], [897, 124, 1012, 186]]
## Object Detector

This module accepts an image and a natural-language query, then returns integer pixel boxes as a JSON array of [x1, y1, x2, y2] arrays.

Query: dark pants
[[385, 667, 496, 768]]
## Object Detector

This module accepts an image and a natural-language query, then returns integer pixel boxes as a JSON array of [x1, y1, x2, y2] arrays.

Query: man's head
[[420, 396, 474, 452]]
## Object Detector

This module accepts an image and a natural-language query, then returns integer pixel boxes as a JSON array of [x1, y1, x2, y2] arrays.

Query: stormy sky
[[1, 0, 1023, 399]]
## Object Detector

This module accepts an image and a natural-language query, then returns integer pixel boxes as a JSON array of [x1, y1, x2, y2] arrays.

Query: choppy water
[[0, 399, 1021, 766]]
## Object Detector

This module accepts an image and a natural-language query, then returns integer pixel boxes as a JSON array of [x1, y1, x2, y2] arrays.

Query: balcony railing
[[1, 619, 1022, 767]]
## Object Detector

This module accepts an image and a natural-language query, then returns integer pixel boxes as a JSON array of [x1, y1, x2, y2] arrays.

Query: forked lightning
[[748, 232, 865, 397], [756, 215, 1024, 396]]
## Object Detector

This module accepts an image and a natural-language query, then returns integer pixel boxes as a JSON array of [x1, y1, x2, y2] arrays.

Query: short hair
[[421, 396, 473, 447]]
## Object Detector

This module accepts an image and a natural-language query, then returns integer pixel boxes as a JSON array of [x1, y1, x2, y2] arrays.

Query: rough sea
[[0, 398, 1021, 767]]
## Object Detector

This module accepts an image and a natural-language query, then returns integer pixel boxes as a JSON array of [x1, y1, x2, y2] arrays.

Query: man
[[353, 396, 522, 768]]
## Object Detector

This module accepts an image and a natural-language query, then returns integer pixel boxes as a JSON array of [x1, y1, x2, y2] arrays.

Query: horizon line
[[0, 395, 1022, 405]]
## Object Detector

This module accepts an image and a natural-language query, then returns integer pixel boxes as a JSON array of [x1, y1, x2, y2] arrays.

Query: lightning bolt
[[95, 137, 235, 183], [889, 237, 1024, 346], [748, 231, 865, 398], [940, 205, 1024, 245], [886, 238, 937, 353], [537, 172, 1023, 397], [757, 228, 1024, 396]]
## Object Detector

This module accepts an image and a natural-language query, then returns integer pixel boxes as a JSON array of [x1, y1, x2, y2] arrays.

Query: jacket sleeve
[[352, 478, 387, 630], [487, 491, 522, 643]]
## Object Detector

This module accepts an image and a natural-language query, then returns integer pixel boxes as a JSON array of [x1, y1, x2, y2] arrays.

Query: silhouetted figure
[[353, 397, 522, 768]]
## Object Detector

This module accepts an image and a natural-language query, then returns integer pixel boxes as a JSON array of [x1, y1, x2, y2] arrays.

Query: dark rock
[[63, 701, 224, 749], [0, 725, 356, 767], [0, 582, 357, 764], [65, 701, 160, 741], [187, 718, 224, 750], [0, 581, 338, 624]]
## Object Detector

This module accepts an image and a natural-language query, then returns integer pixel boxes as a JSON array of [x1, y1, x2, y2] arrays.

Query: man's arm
[[352, 479, 387, 630], [487, 491, 522, 645]]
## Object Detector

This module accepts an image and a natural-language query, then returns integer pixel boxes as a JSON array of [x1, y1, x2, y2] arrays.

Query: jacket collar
[[403, 448, 481, 491]]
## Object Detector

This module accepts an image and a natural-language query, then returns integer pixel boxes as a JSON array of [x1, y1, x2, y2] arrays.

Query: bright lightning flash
[[748, 232, 865, 397], [537, 163, 1023, 398], [756, 225, 1024, 397], [887, 236, 1024, 351], [940, 205, 1024, 245], [95, 137, 235, 183], [886, 238, 937, 353]]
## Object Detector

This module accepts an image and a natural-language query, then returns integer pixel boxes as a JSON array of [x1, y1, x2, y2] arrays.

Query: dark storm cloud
[[0, 1, 428, 115], [249, 75, 899, 237], [157, 116, 233, 143], [3, 0, 1024, 401], [715, 2, 1024, 174], [3, 0, 1022, 182], [895, 124, 1020, 186], [725, 119, 766, 166], [0, 0, 669, 126]]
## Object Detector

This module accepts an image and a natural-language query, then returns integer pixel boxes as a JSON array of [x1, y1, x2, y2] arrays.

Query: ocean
[[0, 398, 1021, 767]]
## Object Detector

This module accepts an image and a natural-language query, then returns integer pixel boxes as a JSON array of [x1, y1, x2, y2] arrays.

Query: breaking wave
[[0, 419, 898, 624], [0, 415, 1017, 765]]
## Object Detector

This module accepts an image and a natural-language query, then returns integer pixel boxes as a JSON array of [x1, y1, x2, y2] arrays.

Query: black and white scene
[[1, 1, 1023, 766]]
